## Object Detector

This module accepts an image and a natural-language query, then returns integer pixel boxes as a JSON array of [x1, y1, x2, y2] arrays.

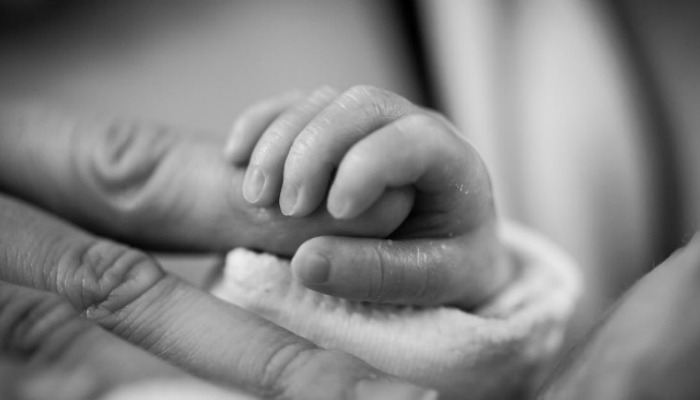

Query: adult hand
[[226, 86, 512, 309], [0, 102, 412, 255], [0, 102, 432, 400]]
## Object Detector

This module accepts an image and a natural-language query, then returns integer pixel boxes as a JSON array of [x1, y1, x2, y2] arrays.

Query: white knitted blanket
[[210, 224, 581, 400]]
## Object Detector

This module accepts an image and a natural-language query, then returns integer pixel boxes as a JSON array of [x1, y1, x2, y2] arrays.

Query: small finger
[[280, 85, 416, 217], [242, 86, 339, 206], [225, 91, 306, 164], [291, 226, 510, 308], [328, 113, 491, 229]]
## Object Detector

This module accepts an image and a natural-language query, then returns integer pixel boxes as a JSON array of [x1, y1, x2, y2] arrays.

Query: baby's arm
[[226, 86, 508, 309]]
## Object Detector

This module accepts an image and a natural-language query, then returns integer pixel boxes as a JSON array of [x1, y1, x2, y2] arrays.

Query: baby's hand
[[225, 86, 510, 309]]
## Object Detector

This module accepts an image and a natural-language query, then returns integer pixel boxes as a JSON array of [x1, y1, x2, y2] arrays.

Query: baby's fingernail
[[355, 380, 439, 400], [328, 197, 353, 220], [293, 252, 329, 284], [242, 167, 266, 203], [279, 183, 299, 216]]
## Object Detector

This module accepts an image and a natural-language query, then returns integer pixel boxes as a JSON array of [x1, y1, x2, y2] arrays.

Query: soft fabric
[[101, 380, 256, 400], [210, 224, 581, 400]]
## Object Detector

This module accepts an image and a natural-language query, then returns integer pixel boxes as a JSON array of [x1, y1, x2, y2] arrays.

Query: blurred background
[[1, 0, 698, 350]]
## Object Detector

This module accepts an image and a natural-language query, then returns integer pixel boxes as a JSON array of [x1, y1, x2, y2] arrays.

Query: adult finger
[[291, 225, 512, 309], [280, 85, 416, 217], [0, 194, 435, 400], [0, 103, 412, 255], [0, 281, 189, 400], [242, 86, 338, 206], [225, 90, 306, 165]]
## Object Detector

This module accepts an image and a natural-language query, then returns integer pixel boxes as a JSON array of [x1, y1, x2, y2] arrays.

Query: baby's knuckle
[[345, 84, 379, 99], [400, 112, 441, 134], [252, 131, 288, 164], [340, 146, 369, 170], [288, 128, 323, 164], [309, 85, 338, 101]]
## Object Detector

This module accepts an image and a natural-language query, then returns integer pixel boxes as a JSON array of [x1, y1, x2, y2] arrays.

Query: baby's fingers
[[328, 113, 491, 229], [225, 90, 305, 164], [291, 227, 510, 309], [241, 87, 339, 206], [279, 85, 416, 217]]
